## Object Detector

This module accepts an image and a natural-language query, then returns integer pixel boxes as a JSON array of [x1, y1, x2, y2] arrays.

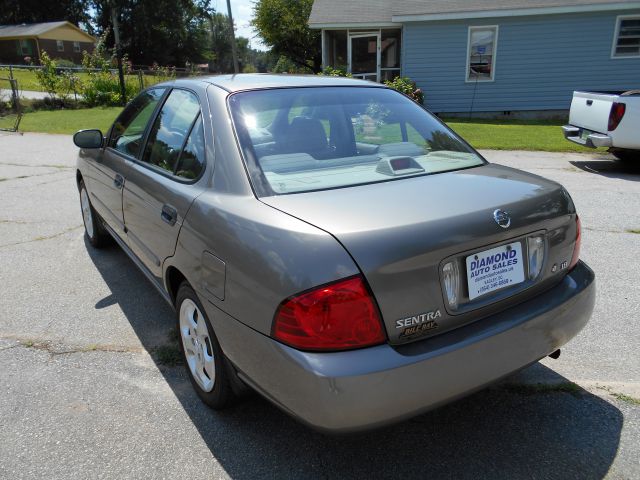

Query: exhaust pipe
[[548, 349, 561, 359]]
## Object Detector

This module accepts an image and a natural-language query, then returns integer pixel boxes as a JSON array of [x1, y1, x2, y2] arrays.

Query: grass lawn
[[19, 107, 120, 134], [443, 118, 598, 153], [15, 107, 600, 153]]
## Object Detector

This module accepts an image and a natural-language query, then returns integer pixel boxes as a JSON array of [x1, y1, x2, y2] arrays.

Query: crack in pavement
[[0, 170, 68, 182], [0, 219, 31, 224], [583, 226, 630, 234], [0, 336, 144, 356], [0, 225, 83, 249], [0, 162, 72, 169]]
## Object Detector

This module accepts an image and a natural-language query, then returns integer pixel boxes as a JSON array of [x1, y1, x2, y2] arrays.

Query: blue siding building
[[310, 0, 640, 115]]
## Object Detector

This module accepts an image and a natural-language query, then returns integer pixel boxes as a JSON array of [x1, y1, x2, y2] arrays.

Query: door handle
[[161, 204, 178, 226], [114, 173, 124, 189], [586, 100, 593, 106]]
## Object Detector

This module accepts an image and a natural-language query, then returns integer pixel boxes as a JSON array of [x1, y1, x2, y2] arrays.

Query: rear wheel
[[610, 149, 639, 163], [176, 282, 235, 409], [79, 180, 110, 248]]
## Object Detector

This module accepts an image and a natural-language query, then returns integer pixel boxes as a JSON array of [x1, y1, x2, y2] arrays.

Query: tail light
[[569, 215, 581, 270], [608, 102, 626, 131], [272, 275, 386, 351]]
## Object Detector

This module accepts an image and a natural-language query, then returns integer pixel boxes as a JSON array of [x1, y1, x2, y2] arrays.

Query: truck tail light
[[272, 276, 386, 351], [569, 215, 581, 270], [608, 102, 626, 131]]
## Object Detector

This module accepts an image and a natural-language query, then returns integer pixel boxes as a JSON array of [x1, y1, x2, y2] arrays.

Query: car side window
[[175, 115, 206, 180], [141, 89, 201, 173], [109, 88, 164, 157]]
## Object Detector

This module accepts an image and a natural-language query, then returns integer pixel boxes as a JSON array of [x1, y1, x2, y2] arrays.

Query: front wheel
[[176, 282, 236, 409], [79, 180, 110, 248]]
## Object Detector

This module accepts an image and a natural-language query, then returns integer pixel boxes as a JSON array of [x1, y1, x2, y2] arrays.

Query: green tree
[[91, 0, 213, 67], [251, 0, 320, 73], [0, 0, 92, 31]]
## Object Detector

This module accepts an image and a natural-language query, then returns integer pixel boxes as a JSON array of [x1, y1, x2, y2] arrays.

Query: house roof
[[0, 21, 94, 41], [309, 0, 640, 26]]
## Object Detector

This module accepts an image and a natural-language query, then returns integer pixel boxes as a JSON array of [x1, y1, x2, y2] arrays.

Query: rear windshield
[[229, 87, 484, 196]]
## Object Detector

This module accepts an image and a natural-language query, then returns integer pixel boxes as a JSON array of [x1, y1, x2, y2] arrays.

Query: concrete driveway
[[0, 133, 639, 479]]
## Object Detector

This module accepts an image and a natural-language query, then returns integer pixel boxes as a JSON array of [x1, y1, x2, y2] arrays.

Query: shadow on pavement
[[570, 158, 640, 181], [87, 240, 622, 480]]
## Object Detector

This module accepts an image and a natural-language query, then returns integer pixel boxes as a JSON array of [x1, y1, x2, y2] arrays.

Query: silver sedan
[[73, 74, 595, 433]]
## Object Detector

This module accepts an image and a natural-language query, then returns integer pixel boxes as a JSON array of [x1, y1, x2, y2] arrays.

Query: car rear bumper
[[562, 125, 612, 148], [209, 261, 595, 433]]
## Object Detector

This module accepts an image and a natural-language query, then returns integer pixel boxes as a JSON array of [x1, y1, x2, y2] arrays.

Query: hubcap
[[179, 299, 215, 392], [80, 187, 94, 239]]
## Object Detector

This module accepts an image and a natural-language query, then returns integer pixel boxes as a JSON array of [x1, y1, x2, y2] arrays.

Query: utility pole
[[225, 0, 240, 73], [111, 5, 127, 105]]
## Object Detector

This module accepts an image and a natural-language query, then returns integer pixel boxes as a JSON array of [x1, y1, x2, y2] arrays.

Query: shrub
[[21, 96, 82, 112], [34, 51, 59, 99], [55, 59, 78, 69], [148, 62, 177, 84], [80, 35, 139, 106], [81, 71, 139, 107], [272, 55, 310, 74], [319, 66, 351, 77], [34, 51, 79, 104], [384, 76, 424, 105]]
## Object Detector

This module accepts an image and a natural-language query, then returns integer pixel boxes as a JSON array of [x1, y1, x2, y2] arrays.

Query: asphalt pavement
[[0, 132, 639, 479]]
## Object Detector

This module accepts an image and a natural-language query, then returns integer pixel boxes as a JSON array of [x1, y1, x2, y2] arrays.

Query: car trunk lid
[[261, 164, 578, 345]]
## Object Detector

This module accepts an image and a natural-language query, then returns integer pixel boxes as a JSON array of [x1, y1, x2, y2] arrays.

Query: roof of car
[[184, 74, 381, 93]]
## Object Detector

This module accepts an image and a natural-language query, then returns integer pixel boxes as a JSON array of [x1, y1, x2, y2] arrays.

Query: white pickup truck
[[562, 90, 640, 162]]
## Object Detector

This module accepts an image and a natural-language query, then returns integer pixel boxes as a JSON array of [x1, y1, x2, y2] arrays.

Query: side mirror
[[73, 129, 104, 149]]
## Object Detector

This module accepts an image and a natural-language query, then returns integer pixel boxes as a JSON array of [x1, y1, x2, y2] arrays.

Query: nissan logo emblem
[[493, 209, 511, 229]]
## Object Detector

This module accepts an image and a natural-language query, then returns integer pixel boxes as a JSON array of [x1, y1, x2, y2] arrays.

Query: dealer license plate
[[466, 242, 525, 300]]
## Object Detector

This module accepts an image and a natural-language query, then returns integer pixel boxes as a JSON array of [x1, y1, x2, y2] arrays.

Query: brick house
[[0, 21, 96, 65]]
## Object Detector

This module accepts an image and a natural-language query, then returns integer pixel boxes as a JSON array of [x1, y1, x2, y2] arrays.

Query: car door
[[87, 88, 165, 238], [122, 88, 208, 280]]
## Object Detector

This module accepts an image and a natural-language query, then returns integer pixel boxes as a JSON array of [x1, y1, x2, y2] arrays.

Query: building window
[[466, 26, 498, 82], [381, 29, 401, 82], [612, 15, 640, 58], [322, 28, 402, 83], [16, 39, 32, 56], [56, 40, 64, 52], [73, 41, 81, 53]]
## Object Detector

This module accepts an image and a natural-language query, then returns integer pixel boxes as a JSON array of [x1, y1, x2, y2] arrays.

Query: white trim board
[[311, 22, 401, 29], [393, 2, 640, 22]]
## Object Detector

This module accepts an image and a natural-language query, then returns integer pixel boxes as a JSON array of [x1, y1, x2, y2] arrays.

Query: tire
[[610, 149, 639, 163], [79, 180, 110, 248], [175, 282, 236, 409]]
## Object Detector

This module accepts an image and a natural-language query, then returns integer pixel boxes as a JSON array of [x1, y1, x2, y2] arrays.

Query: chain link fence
[[0, 77, 21, 132]]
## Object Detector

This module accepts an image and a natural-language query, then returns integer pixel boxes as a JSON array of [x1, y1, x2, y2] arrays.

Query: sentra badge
[[396, 310, 441, 329]]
